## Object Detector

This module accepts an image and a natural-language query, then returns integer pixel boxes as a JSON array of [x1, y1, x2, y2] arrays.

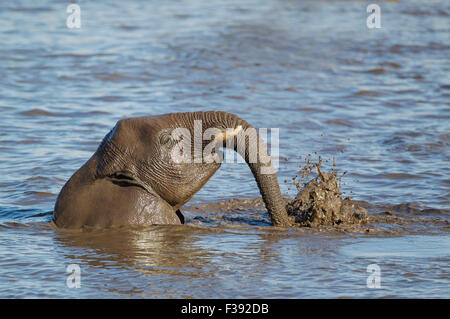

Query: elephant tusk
[[214, 125, 243, 143]]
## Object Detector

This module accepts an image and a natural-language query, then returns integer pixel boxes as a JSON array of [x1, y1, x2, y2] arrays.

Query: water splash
[[286, 155, 368, 227]]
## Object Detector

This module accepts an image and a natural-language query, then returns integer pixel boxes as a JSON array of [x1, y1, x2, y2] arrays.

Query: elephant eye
[[110, 172, 134, 181], [159, 131, 173, 145], [108, 172, 147, 191]]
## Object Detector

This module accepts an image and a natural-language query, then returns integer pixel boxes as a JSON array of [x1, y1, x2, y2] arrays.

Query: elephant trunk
[[199, 111, 292, 227]]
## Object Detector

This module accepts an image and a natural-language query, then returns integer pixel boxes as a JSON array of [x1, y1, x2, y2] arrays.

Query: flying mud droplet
[[286, 155, 368, 227]]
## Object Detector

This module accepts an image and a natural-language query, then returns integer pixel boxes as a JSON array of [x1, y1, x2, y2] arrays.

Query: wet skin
[[53, 111, 292, 229]]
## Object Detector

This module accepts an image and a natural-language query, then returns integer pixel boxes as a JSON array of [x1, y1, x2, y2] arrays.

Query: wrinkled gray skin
[[53, 111, 292, 228]]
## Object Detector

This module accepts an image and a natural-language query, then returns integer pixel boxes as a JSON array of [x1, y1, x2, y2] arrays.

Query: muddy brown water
[[0, 0, 449, 298]]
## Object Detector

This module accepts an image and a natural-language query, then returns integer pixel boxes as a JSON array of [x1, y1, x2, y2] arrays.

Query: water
[[0, 0, 449, 298]]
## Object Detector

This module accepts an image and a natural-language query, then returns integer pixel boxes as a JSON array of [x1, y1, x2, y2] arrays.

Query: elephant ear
[[140, 126, 221, 207]]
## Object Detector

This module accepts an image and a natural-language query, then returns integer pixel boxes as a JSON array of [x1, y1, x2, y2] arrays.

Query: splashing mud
[[184, 154, 448, 235], [286, 155, 368, 227]]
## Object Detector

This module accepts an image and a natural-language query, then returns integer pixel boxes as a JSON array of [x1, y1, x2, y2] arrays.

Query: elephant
[[52, 111, 292, 228]]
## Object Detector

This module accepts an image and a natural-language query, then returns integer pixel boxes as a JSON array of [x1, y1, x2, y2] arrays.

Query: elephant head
[[53, 111, 292, 228]]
